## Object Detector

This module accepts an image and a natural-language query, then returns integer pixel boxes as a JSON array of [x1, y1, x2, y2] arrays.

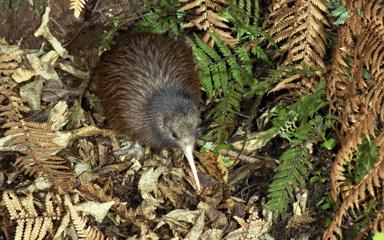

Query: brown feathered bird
[[93, 33, 201, 190]]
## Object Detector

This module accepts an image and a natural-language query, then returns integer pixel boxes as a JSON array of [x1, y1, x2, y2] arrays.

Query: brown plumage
[[93, 33, 201, 190]]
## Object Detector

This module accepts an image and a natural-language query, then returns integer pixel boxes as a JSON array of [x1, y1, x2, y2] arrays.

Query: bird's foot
[[114, 141, 144, 160]]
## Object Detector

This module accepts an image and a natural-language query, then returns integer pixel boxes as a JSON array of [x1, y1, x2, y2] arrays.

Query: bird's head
[[150, 90, 201, 190]]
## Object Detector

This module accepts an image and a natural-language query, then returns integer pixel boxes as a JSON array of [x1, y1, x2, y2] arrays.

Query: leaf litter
[[0, 2, 277, 240]]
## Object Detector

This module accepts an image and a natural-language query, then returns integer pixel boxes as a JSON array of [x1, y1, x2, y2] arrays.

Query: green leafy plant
[[263, 81, 335, 212], [352, 138, 377, 183], [267, 146, 311, 212], [374, 232, 384, 240], [131, 0, 181, 36], [188, 34, 259, 142], [327, 0, 350, 25], [100, 0, 182, 51], [227, 0, 259, 26]]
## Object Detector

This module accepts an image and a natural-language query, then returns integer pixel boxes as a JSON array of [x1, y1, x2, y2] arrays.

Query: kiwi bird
[[93, 33, 201, 190]]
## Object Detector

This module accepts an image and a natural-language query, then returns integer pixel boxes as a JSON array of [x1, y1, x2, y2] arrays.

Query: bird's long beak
[[183, 144, 201, 191]]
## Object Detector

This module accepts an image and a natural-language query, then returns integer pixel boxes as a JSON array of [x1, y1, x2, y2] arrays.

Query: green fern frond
[[131, 0, 181, 35], [252, 46, 270, 63], [211, 34, 232, 58], [188, 34, 251, 143], [237, 46, 253, 75], [194, 34, 221, 61], [226, 0, 260, 28], [211, 84, 241, 142], [227, 56, 242, 85], [265, 81, 334, 213], [218, 61, 228, 92], [267, 146, 310, 212], [187, 37, 216, 100]]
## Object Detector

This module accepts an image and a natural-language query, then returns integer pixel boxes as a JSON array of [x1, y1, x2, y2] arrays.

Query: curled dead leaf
[[19, 78, 43, 110], [75, 200, 115, 223], [34, 7, 74, 61], [232, 129, 278, 154], [48, 101, 69, 131]]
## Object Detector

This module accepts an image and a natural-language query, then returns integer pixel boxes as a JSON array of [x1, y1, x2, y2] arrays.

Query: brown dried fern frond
[[69, 0, 88, 19], [329, 112, 376, 199], [3, 191, 111, 239], [358, 27, 384, 122], [178, 0, 237, 47], [0, 88, 30, 124], [364, 1, 384, 25], [78, 180, 137, 224], [354, 212, 384, 240], [0, 42, 22, 93], [325, 19, 356, 109], [0, 46, 23, 64], [324, 134, 384, 240], [0, 40, 75, 191], [327, 1, 384, 201], [370, 210, 384, 233], [3, 120, 75, 190], [0, 42, 27, 124], [267, 0, 329, 93], [324, 2, 384, 238], [86, 226, 113, 240], [64, 194, 112, 240], [268, 0, 329, 68], [2, 191, 61, 240], [269, 66, 319, 94], [65, 194, 88, 239], [0, 43, 29, 126]]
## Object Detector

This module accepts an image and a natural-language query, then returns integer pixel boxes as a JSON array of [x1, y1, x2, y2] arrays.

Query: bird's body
[[93, 33, 201, 190]]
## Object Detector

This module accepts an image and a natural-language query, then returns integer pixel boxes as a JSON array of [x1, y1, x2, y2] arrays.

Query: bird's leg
[[114, 141, 144, 160]]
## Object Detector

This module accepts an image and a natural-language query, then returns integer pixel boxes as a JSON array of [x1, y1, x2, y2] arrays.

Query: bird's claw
[[114, 141, 144, 160]]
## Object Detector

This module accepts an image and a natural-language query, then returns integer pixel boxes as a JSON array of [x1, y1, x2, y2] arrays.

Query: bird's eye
[[171, 131, 179, 139]]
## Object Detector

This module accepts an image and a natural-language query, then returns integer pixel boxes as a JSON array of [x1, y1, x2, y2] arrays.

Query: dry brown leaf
[[19, 78, 43, 110], [287, 191, 315, 228], [74, 201, 115, 223], [232, 130, 278, 154], [200, 229, 224, 240], [185, 210, 205, 240], [137, 166, 168, 219], [34, 7, 73, 61], [156, 209, 202, 234], [48, 101, 69, 131]]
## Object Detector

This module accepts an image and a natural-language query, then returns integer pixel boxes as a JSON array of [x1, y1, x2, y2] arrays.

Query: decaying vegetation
[[1, 0, 384, 239], [324, 0, 384, 239]]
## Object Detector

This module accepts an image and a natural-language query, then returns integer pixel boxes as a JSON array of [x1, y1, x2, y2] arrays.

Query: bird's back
[[93, 33, 200, 146]]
